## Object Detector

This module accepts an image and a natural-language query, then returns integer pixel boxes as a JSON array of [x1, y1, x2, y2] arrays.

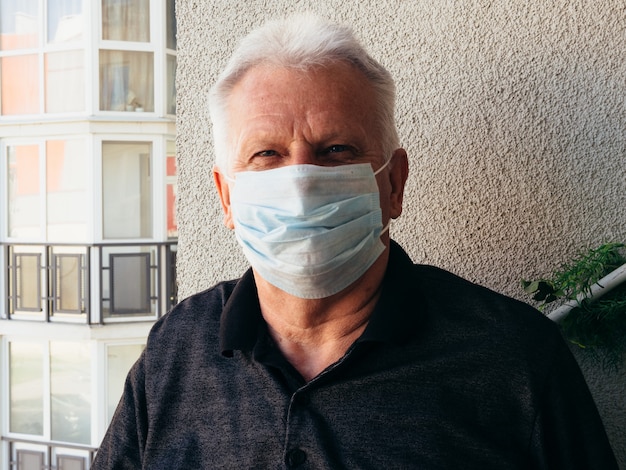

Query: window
[[50, 342, 91, 444], [166, 0, 176, 50], [1, 0, 175, 117], [45, 49, 85, 112], [106, 343, 144, 422], [166, 140, 177, 238], [165, 0, 176, 115], [102, 0, 150, 42], [166, 54, 176, 115], [9, 342, 45, 435], [7, 144, 41, 238], [0, 1, 85, 116], [102, 141, 152, 239], [0, 1, 40, 51], [99, 50, 154, 112], [1, 54, 40, 115], [46, 139, 88, 240], [47, 0, 83, 44], [8, 340, 92, 445], [5, 140, 88, 241]]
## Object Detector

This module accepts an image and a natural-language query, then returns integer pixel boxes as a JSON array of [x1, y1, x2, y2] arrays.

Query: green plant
[[522, 243, 626, 370]]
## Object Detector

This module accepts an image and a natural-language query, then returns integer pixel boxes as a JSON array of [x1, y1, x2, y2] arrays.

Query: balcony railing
[[1, 242, 177, 324], [1, 436, 97, 470]]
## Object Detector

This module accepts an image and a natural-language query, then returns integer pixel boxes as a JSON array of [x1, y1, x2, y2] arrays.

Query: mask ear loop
[[222, 170, 235, 184], [373, 154, 394, 176], [374, 154, 395, 236]]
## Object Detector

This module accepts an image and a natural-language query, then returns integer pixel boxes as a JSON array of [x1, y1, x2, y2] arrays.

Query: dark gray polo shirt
[[93, 242, 617, 469]]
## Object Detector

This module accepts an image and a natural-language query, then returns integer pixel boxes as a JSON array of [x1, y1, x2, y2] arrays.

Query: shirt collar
[[357, 239, 424, 344], [219, 268, 262, 357], [219, 240, 424, 356]]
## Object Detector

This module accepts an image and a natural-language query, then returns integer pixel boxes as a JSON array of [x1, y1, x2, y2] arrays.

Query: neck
[[256, 249, 389, 381]]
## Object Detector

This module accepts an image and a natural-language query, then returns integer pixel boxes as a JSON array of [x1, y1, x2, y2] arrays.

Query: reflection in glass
[[110, 253, 150, 313], [45, 50, 85, 113], [102, 142, 152, 238], [1, 55, 39, 114], [166, 141, 178, 238], [50, 342, 91, 444], [0, 0, 39, 50], [107, 344, 144, 423], [166, 54, 176, 115], [99, 50, 154, 112], [47, 0, 83, 43], [102, 0, 149, 42], [15, 253, 41, 311], [54, 254, 83, 313], [166, 0, 177, 50], [46, 140, 88, 241], [9, 342, 44, 435], [7, 144, 41, 237]]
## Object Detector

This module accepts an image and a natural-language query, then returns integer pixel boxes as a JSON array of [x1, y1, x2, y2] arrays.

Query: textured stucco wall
[[176, 0, 626, 465]]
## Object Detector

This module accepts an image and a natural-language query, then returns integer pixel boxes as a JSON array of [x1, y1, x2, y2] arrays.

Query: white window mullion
[[152, 138, 164, 241], [1, 140, 7, 239], [42, 340, 52, 442], [93, 342, 106, 444], [93, 137, 104, 243], [89, 1, 102, 116], [39, 142, 47, 240]]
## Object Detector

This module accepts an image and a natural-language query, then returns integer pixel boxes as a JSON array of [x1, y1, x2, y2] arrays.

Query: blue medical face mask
[[228, 160, 391, 299]]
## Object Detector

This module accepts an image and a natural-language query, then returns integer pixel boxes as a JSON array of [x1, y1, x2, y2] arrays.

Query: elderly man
[[93, 14, 617, 469]]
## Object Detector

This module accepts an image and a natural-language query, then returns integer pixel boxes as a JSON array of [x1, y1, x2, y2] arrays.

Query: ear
[[213, 166, 235, 229], [389, 148, 409, 219]]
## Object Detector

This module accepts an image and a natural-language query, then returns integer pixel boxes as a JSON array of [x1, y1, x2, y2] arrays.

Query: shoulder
[[403, 262, 562, 356], [388, 241, 558, 345], [146, 278, 239, 349]]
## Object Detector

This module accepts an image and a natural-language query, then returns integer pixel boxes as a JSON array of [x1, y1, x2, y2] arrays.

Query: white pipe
[[548, 263, 626, 323]]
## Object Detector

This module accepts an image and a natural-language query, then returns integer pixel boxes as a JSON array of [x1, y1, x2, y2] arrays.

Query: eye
[[324, 144, 351, 154], [254, 149, 278, 157]]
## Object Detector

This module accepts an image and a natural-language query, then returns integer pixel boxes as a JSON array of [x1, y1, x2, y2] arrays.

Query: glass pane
[[0, 0, 39, 50], [99, 50, 154, 112], [166, 0, 176, 50], [110, 253, 150, 313], [166, 141, 178, 238], [166, 54, 176, 115], [50, 342, 91, 444], [47, 0, 83, 43], [45, 50, 85, 113], [54, 254, 83, 313], [107, 344, 144, 423], [57, 456, 86, 470], [18, 450, 45, 470], [16, 253, 41, 311], [102, 142, 152, 238], [102, 0, 149, 42], [1, 54, 40, 114], [7, 144, 41, 237], [46, 140, 88, 240], [9, 342, 44, 435]]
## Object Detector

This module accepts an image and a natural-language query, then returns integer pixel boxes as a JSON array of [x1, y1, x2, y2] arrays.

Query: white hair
[[208, 13, 400, 172]]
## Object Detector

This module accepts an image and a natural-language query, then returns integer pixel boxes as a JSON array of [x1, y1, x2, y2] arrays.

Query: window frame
[[0, 0, 87, 118], [1, 137, 92, 244]]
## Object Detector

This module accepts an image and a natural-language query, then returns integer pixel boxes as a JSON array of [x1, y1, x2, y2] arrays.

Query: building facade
[[0, 1, 177, 468]]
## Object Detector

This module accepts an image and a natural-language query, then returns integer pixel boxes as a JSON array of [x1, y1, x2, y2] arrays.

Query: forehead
[[226, 62, 380, 134]]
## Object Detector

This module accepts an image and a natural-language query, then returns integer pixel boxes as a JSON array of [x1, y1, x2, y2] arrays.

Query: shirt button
[[286, 448, 307, 467]]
